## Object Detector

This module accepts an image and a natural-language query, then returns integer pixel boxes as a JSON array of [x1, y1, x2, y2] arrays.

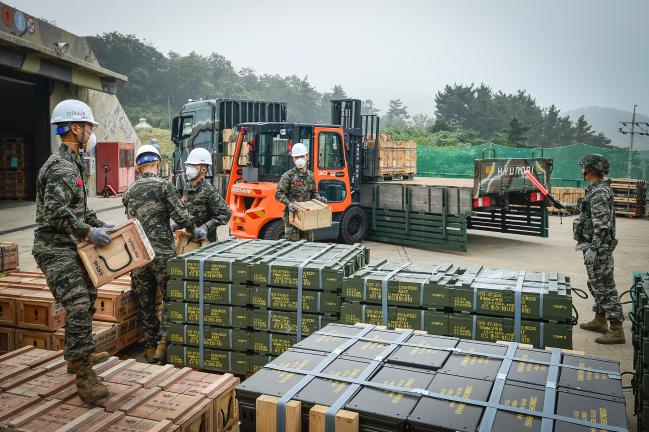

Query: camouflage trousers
[[131, 258, 170, 347], [33, 252, 96, 361], [584, 251, 625, 322], [283, 215, 313, 242]]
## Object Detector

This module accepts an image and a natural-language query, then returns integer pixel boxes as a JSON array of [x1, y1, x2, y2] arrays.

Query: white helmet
[[51, 99, 98, 125], [291, 142, 308, 157], [135, 144, 161, 165], [185, 148, 212, 165]]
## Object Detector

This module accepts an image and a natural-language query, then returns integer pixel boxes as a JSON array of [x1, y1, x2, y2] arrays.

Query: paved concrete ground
[[0, 196, 646, 429]]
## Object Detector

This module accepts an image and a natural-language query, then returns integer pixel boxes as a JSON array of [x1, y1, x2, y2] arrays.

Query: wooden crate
[[548, 187, 585, 214], [94, 285, 138, 323], [0, 326, 15, 354], [256, 395, 359, 432], [0, 243, 19, 272], [84, 412, 175, 432], [157, 368, 239, 432], [51, 321, 119, 355], [78, 219, 155, 288], [363, 135, 417, 179], [3, 399, 108, 432], [0, 393, 41, 424], [173, 230, 208, 256], [100, 359, 176, 389], [116, 314, 141, 351], [288, 200, 332, 231], [15, 329, 52, 350], [16, 290, 65, 331], [121, 387, 214, 432], [0, 290, 17, 326], [55, 381, 144, 413]]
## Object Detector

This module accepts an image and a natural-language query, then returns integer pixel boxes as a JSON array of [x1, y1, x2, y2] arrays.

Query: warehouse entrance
[[0, 67, 50, 200]]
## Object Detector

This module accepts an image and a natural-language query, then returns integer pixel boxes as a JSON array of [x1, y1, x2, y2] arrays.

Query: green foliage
[[383, 99, 410, 127], [382, 126, 482, 147], [506, 117, 530, 147]]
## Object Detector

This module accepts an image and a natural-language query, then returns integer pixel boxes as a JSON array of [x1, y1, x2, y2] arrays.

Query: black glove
[[192, 226, 208, 241], [287, 203, 298, 213], [584, 248, 596, 265], [88, 227, 114, 247], [170, 221, 180, 232], [319, 196, 328, 204]]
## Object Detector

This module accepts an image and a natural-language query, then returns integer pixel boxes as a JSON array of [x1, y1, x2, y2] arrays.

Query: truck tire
[[338, 207, 368, 244], [263, 220, 285, 240]]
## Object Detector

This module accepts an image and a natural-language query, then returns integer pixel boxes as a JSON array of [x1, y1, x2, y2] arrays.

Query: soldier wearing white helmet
[[123, 143, 197, 365], [32, 99, 115, 403], [275, 142, 327, 241], [175, 148, 231, 242]]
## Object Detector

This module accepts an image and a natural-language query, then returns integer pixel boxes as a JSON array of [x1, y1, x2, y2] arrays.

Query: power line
[[619, 104, 649, 177]]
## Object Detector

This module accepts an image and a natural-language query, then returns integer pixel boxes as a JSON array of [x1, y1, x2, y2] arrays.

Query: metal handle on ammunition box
[[97, 243, 133, 272]]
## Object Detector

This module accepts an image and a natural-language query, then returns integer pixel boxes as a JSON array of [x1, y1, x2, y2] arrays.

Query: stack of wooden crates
[[0, 271, 141, 356], [363, 134, 417, 181], [610, 177, 647, 218], [0, 135, 35, 199], [547, 187, 585, 214]]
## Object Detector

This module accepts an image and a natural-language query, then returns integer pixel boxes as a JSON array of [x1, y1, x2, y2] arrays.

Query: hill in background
[[564, 106, 649, 150]]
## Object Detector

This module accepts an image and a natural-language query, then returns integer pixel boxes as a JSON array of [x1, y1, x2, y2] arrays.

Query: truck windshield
[[238, 131, 292, 180]]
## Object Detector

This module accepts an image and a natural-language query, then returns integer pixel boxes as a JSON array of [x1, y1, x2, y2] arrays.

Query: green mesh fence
[[417, 143, 649, 187]]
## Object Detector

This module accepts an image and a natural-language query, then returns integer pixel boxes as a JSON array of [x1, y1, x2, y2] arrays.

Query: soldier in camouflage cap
[[123, 145, 198, 364], [275, 142, 327, 241], [33, 100, 114, 403], [176, 148, 231, 242], [574, 153, 625, 344]]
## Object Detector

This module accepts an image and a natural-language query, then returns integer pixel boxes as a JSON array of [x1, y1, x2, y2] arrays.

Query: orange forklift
[[226, 99, 374, 243]]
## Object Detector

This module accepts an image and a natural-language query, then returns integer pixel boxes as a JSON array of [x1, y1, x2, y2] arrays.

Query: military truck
[[171, 98, 286, 194]]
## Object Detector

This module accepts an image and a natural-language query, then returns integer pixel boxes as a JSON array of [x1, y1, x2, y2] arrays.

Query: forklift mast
[[330, 99, 364, 203]]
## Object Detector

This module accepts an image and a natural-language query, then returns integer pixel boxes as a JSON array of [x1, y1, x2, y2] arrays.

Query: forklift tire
[[263, 220, 285, 240], [338, 207, 368, 244]]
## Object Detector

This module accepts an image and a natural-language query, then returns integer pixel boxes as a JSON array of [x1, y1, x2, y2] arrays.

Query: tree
[[430, 117, 451, 133], [384, 99, 410, 127], [362, 99, 380, 115], [506, 117, 530, 147], [574, 115, 594, 143], [411, 114, 434, 129]]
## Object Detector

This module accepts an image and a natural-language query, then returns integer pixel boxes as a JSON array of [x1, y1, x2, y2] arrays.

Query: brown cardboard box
[[78, 219, 155, 288], [0, 326, 14, 354], [16, 290, 65, 331], [51, 321, 118, 354], [173, 230, 208, 256], [0, 242, 19, 272], [288, 199, 332, 231]]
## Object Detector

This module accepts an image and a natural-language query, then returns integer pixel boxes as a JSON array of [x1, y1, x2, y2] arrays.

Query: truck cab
[[227, 121, 367, 243]]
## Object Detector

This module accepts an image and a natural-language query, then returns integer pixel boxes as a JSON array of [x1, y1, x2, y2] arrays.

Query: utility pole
[[619, 104, 649, 178]]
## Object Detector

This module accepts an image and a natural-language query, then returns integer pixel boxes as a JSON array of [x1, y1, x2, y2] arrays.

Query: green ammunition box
[[339, 303, 448, 335], [250, 332, 299, 355], [167, 302, 252, 328], [167, 323, 253, 350], [171, 346, 252, 372], [251, 310, 336, 334], [447, 314, 572, 349], [249, 286, 341, 314], [167, 279, 249, 305]]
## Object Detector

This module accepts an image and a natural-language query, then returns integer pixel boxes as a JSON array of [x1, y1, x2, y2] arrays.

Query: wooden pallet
[[256, 395, 359, 432]]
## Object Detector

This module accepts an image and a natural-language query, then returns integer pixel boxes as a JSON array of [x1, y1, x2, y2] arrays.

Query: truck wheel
[[338, 207, 368, 244], [263, 220, 285, 240]]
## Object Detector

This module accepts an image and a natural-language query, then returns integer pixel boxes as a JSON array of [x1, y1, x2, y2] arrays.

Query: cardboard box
[[288, 199, 332, 231], [78, 219, 155, 288], [173, 230, 208, 255], [16, 290, 65, 331], [0, 242, 19, 272], [51, 321, 119, 354]]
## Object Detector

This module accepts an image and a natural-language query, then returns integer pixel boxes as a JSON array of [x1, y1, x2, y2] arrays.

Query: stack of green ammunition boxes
[[165, 239, 369, 374], [632, 271, 649, 432], [339, 261, 574, 349]]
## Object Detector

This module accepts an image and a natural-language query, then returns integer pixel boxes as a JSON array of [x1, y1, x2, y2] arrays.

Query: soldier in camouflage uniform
[[275, 143, 327, 241], [33, 100, 113, 403], [177, 148, 231, 242], [574, 154, 625, 344], [123, 145, 197, 364]]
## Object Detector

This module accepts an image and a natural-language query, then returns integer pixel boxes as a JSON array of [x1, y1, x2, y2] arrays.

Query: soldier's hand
[[102, 222, 116, 229], [288, 203, 298, 213], [319, 195, 328, 204], [192, 226, 208, 241], [89, 227, 114, 247], [170, 221, 180, 232], [584, 248, 596, 265]]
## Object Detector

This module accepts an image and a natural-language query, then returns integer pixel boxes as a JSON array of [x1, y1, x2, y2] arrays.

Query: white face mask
[[85, 132, 97, 153], [185, 165, 199, 180], [294, 157, 307, 169]]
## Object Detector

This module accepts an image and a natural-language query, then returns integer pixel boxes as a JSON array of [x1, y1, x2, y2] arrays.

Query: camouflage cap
[[579, 153, 609, 175]]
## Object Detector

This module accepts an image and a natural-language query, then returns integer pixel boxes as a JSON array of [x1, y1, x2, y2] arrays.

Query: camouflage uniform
[[275, 167, 320, 241], [32, 144, 107, 361], [122, 173, 195, 347], [574, 179, 624, 322], [182, 179, 231, 242]]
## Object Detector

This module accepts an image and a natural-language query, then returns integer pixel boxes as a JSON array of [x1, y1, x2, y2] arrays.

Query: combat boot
[[72, 360, 109, 403], [67, 352, 110, 374], [579, 313, 608, 334], [595, 321, 626, 344], [153, 336, 167, 365], [144, 346, 157, 363]]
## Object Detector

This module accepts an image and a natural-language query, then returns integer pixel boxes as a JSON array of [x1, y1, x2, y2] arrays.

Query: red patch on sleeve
[[293, 181, 302, 187], [76, 178, 84, 187]]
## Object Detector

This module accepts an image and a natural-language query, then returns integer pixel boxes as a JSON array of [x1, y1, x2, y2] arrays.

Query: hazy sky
[[15, 0, 649, 116]]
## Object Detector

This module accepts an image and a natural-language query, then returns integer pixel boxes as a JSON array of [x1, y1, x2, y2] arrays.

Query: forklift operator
[[275, 142, 327, 241]]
